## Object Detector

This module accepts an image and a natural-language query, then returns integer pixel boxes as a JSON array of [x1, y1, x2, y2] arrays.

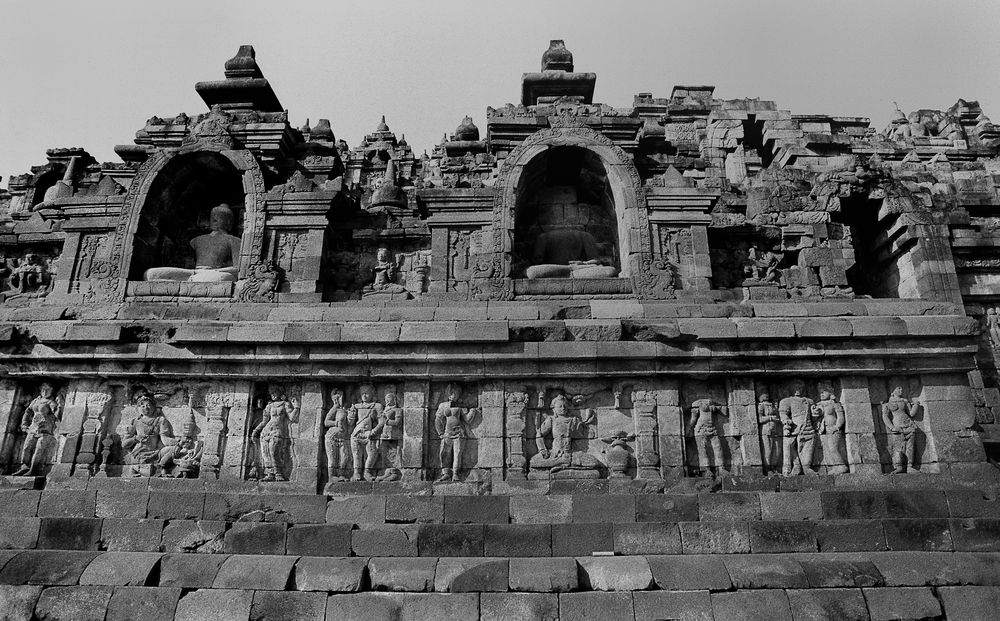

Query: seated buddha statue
[[144, 204, 242, 282], [523, 186, 619, 280]]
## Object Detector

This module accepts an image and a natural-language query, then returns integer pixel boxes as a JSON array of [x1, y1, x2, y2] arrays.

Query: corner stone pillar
[[726, 378, 755, 474], [402, 381, 427, 479], [839, 377, 876, 474], [504, 387, 529, 480], [294, 381, 324, 489], [0, 381, 21, 472], [654, 379, 683, 482]]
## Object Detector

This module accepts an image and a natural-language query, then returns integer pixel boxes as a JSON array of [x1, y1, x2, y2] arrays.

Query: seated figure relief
[[523, 186, 618, 280], [529, 393, 602, 478], [144, 203, 242, 283]]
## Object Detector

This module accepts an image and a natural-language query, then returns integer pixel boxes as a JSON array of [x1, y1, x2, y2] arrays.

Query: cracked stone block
[[100, 519, 163, 552], [160, 520, 227, 554], [577, 556, 654, 591], [223, 522, 286, 555], [294, 557, 366, 592], [368, 557, 437, 592], [352, 525, 419, 556], [285, 524, 351, 556], [0, 550, 100, 585]]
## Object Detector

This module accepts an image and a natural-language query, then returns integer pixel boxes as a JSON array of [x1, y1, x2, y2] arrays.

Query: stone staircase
[[1, 473, 1000, 620]]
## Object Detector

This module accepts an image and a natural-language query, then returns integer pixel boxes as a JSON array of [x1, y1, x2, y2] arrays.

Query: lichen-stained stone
[[711, 589, 793, 621], [950, 518, 1000, 552], [212, 554, 297, 590], [434, 558, 509, 592], [368, 557, 437, 592], [863, 586, 942, 621], [249, 591, 326, 621], [559, 592, 635, 621], [106, 586, 181, 621], [223, 522, 286, 555], [33, 585, 113, 621], [946, 489, 1000, 518], [78, 552, 162, 586], [294, 557, 366, 592], [698, 492, 761, 521], [882, 518, 953, 551], [633, 591, 714, 621], [647, 555, 733, 591], [480, 593, 559, 621], [158, 554, 228, 588], [37, 517, 102, 550], [161, 520, 227, 554], [868, 551, 1000, 587], [285, 524, 352, 556], [758, 491, 822, 521], [0, 585, 42, 620], [0, 550, 100, 585], [509, 558, 578, 593], [174, 588, 253, 621], [0, 517, 40, 549], [577, 556, 653, 591], [785, 588, 869, 621], [100, 519, 163, 552]]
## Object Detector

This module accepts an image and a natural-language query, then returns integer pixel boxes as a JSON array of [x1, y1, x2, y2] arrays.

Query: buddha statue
[[523, 186, 619, 280], [144, 204, 242, 282]]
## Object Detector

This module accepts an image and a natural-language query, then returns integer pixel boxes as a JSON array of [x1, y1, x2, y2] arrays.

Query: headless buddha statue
[[523, 186, 619, 280], [144, 204, 242, 283]]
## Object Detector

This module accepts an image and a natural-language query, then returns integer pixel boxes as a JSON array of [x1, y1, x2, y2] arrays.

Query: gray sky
[[2, 0, 999, 181]]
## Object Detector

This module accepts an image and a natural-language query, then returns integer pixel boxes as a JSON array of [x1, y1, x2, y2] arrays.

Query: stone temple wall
[[0, 41, 999, 620]]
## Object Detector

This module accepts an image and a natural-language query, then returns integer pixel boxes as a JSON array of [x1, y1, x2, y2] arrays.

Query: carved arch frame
[[479, 125, 672, 300], [87, 143, 267, 303]]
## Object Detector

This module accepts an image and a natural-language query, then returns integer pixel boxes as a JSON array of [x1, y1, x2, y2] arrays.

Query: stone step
[[0, 552, 998, 620]]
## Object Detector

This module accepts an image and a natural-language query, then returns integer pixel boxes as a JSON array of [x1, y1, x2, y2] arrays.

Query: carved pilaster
[[504, 389, 529, 480]]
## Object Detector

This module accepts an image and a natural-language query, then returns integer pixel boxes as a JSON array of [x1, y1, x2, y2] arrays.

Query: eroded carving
[[882, 386, 918, 474], [434, 382, 480, 482], [12, 382, 63, 477], [251, 385, 300, 482], [529, 393, 601, 479]]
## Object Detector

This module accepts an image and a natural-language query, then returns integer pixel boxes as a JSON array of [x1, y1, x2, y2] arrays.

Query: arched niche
[[512, 146, 621, 278], [128, 152, 246, 280]]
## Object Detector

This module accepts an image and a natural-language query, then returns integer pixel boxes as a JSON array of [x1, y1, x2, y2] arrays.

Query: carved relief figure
[[12, 382, 63, 477], [745, 244, 782, 283], [778, 384, 819, 476], [882, 386, 917, 474], [145, 203, 242, 282], [157, 415, 203, 478], [251, 385, 300, 481], [757, 392, 782, 475], [371, 392, 404, 482], [365, 247, 408, 295], [434, 383, 480, 482], [529, 393, 601, 478], [349, 384, 382, 481], [323, 389, 355, 483], [815, 389, 849, 474], [12, 253, 49, 294], [690, 398, 728, 476], [121, 391, 175, 477]]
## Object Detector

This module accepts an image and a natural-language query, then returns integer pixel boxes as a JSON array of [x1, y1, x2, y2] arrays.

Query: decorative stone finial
[[310, 119, 335, 142], [541, 40, 574, 72], [454, 116, 480, 141], [224, 45, 264, 80], [891, 102, 907, 123], [377, 115, 390, 133], [370, 158, 407, 209]]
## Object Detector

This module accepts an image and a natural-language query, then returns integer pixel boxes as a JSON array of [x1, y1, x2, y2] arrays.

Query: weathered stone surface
[[223, 522, 286, 554], [249, 591, 327, 621], [37, 517, 102, 550], [213, 554, 296, 590], [480, 593, 559, 621], [368, 557, 437, 592], [434, 558, 509, 592], [711, 589, 792, 621], [106, 586, 182, 621], [159, 554, 228, 588], [863, 586, 942, 620], [100, 518, 163, 552], [37, 490, 96, 517], [938, 586, 1000, 621], [0, 585, 42, 621], [353, 525, 419, 556], [324, 593, 479, 621], [285, 524, 351, 556], [633, 590, 714, 621], [79, 551, 162, 586], [0, 491, 40, 517], [882, 518, 953, 551], [679, 521, 750, 553], [816, 519, 887, 552], [950, 517, 1000, 551], [33, 585, 114, 621], [749, 520, 817, 552], [509, 558, 578, 593], [613, 523, 681, 554], [485, 524, 551, 556], [759, 491, 822, 521], [724, 555, 808, 589], [785, 588, 869, 621], [417, 524, 483, 556], [325, 496, 386, 525], [386, 496, 444, 523], [559, 592, 635, 621], [510, 496, 572, 524], [799, 556, 884, 588], [635, 494, 699, 522], [0, 550, 99, 585], [571, 495, 636, 523], [698, 492, 760, 521], [161, 520, 226, 553], [577, 556, 654, 591], [174, 588, 253, 621], [294, 557, 366, 592], [146, 491, 205, 520], [0, 517, 39, 549], [444, 496, 509, 523], [647, 554, 733, 591], [551, 522, 614, 556]]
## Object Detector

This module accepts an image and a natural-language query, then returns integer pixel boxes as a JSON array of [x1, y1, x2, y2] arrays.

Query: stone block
[[863, 586, 942, 621], [799, 557, 883, 588], [37, 517, 102, 550], [633, 591, 714, 621], [711, 590, 792, 621], [146, 491, 204, 520], [203, 493, 263, 522], [160, 520, 226, 554], [79, 551, 161, 586], [559, 592, 635, 621], [679, 521, 750, 554], [647, 554, 732, 591], [174, 588, 253, 621], [386, 495, 444, 523], [480, 593, 559, 621], [613, 523, 681, 555], [0, 517, 39, 549], [816, 519, 887, 552], [0, 550, 99, 585], [0, 585, 41, 620], [883, 518, 953, 551], [724, 555, 807, 589], [510, 496, 572, 524], [549, 479, 608, 495], [698, 492, 760, 520], [95, 491, 148, 519], [285, 524, 351, 556], [885, 490, 949, 518], [213, 554, 297, 590], [33, 585, 114, 621], [249, 591, 326, 621], [572, 495, 636, 523], [159, 554, 228, 588], [946, 489, 1000, 518], [749, 520, 817, 553], [100, 519, 163, 552], [368, 557, 437, 592], [264, 495, 327, 523], [485, 524, 551, 557], [325, 593, 479, 621], [444, 495, 509, 524], [37, 490, 96, 517], [577, 556, 653, 591], [434, 557, 509, 592], [417, 524, 483, 556], [294, 557, 366, 592], [759, 491, 822, 520], [635, 494, 699, 522], [785, 588, 869, 621], [325, 495, 385, 525], [820, 490, 887, 519], [950, 518, 1000, 552], [223, 522, 286, 555], [938, 586, 1000, 621], [508, 558, 578, 593], [352, 525, 419, 556], [0, 490, 40, 517], [552, 523, 614, 556]]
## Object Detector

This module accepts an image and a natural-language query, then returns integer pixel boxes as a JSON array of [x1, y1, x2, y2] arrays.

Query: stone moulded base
[[125, 280, 234, 298], [527, 470, 603, 480]]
